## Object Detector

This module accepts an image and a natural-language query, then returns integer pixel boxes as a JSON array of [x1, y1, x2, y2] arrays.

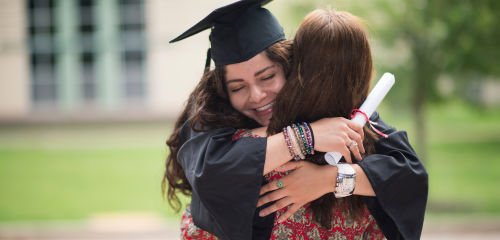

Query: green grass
[[0, 122, 190, 222], [377, 101, 500, 213], [0, 149, 186, 221], [427, 141, 500, 212], [0, 101, 499, 221]]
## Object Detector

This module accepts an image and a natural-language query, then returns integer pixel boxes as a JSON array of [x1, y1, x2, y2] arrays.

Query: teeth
[[255, 101, 275, 112]]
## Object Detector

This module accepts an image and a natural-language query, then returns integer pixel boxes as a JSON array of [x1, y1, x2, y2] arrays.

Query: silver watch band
[[334, 163, 356, 198]]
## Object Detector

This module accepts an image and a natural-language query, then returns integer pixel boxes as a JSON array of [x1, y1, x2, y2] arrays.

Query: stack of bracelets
[[282, 122, 314, 160]]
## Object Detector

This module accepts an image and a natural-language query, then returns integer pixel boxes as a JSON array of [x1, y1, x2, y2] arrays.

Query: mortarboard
[[170, 0, 285, 69]]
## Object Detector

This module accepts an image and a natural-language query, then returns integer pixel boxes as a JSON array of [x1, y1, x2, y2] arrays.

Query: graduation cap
[[170, 0, 285, 70]]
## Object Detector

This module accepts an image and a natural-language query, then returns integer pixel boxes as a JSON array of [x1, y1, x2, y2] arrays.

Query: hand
[[309, 117, 365, 163], [257, 161, 337, 223]]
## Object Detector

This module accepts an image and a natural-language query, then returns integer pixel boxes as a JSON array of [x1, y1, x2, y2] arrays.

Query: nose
[[248, 85, 267, 104]]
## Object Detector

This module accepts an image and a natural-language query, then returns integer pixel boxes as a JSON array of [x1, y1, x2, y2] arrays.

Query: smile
[[255, 101, 275, 112]]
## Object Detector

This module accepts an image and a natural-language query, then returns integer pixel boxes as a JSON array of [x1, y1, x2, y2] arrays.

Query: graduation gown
[[177, 111, 428, 240]]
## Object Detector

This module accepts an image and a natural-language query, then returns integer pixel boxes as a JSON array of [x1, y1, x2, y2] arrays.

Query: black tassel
[[204, 47, 212, 74]]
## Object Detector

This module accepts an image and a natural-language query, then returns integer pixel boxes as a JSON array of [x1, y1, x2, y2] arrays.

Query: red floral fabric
[[232, 128, 261, 140], [180, 129, 385, 240], [180, 205, 220, 240]]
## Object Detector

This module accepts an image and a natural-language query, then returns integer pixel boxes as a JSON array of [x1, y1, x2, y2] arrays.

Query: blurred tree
[[373, 0, 500, 162], [284, 0, 500, 162]]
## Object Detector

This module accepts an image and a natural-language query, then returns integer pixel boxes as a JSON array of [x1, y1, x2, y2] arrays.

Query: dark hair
[[267, 9, 378, 228], [163, 40, 294, 212]]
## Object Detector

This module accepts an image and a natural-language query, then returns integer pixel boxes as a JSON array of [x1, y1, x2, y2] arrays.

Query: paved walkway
[[1, 215, 500, 240], [420, 215, 500, 240]]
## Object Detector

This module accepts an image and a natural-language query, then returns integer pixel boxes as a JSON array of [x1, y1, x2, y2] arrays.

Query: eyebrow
[[254, 65, 275, 77], [226, 65, 276, 84]]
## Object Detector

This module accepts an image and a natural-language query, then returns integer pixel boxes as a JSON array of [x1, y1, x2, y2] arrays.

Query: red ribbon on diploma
[[351, 109, 389, 138]]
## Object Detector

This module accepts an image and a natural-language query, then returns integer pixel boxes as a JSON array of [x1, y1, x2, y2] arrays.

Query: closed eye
[[231, 86, 244, 93], [262, 74, 275, 81]]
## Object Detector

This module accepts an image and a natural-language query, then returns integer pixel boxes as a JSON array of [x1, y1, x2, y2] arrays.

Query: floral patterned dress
[[180, 129, 385, 240]]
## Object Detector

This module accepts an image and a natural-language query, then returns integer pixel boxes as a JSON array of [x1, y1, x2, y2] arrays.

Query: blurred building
[[0, 0, 234, 123]]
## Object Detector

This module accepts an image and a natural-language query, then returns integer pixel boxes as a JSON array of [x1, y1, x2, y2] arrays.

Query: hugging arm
[[256, 160, 376, 223], [177, 121, 269, 240], [177, 116, 367, 239], [358, 112, 428, 240], [257, 112, 428, 240]]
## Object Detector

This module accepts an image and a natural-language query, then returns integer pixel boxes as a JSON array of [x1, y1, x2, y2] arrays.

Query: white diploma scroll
[[324, 73, 395, 166]]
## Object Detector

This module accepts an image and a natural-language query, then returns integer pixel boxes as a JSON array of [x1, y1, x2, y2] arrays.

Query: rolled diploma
[[324, 73, 395, 166]]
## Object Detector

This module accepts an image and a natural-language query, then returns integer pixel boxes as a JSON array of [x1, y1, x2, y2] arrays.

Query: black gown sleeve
[[359, 111, 429, 240], [177, 112, 428, 240], [177, 120, 271, 240]]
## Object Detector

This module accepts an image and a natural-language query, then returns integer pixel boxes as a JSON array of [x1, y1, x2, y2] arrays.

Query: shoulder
[[179, 120, 238, 144]]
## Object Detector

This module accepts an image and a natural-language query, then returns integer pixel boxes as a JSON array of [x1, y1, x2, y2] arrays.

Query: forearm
[[352, 164, 376, 196], [257, 116, 367, 175], [322, 164, 375, 196], [263, 132, 293, 175], [258, 161, 376, 219], [262, 134, 377, 194]]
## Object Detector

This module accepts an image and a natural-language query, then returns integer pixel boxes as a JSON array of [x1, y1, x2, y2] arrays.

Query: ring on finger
[[276, 181, 284, 189], [348, 140, 358, 149]]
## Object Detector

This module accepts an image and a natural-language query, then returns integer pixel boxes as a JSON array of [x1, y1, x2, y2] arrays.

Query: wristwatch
[[334, 163, 356, 198]]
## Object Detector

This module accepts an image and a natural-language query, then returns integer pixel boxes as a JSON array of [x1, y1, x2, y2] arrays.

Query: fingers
[[261, 161, 304, 195], [346, 129, 365, 155], [277, 203, 304, 223], [258, 181, 288, 207], [349, 144, 362, 162], [343, 119, 365, 155], [259, 197, 294, 217], [260, 200, 307, 223], [341, 146, 352, 163], [345, 118, 364, 141], [260, 180, 278, 196]]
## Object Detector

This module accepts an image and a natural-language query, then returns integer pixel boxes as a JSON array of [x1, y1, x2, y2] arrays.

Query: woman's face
[[225, 53, 286, 126]]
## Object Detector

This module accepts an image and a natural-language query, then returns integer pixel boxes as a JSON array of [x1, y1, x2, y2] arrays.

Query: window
[[26, 0, 147, 111], [79, 0, 96, 103], [27, 0, 57, 107], [120, 0, 146, 103]]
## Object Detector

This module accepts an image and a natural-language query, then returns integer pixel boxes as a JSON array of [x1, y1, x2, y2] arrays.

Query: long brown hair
[[163, 40, 293, 212], [267, 9, 378, 228]]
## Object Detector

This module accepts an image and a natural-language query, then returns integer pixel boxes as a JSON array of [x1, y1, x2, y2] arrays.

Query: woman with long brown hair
[[257, 7, 381, 229], [167, 1, 427, 240]]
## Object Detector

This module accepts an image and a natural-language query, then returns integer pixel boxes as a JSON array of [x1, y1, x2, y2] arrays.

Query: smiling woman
[[225, 53, 286, 126], [165, 1, 368, 239], [164, 1, 427, 240]]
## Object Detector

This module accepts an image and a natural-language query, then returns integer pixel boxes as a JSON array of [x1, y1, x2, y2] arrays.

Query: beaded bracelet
[[283, 127, 299, 160], [287, 126, 305, 159], [288, 126, 305, 160], [302, 122, 314, 154], [297, 123, 310, 154], [292, 124, 307, 156]]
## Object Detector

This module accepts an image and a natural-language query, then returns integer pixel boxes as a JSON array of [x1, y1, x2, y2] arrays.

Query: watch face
[[342, 178, 354, 192]]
